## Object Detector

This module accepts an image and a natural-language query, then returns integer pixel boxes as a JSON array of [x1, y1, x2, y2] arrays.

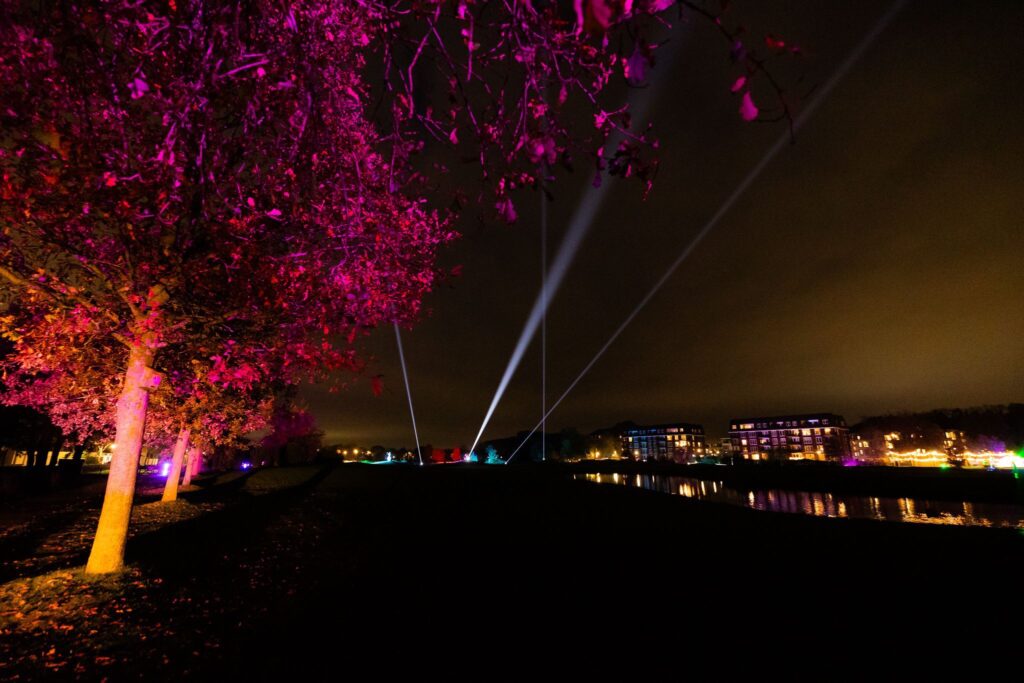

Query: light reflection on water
[[575, 472, 1024, 529]]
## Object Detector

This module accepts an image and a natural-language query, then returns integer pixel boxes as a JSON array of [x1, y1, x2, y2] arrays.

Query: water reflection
[[575, 472, 1024, 529]]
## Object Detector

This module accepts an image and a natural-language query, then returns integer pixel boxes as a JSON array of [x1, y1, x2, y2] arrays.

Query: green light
[[939, 463, 951, 470]]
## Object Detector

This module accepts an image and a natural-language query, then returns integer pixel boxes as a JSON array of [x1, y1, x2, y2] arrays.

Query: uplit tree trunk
[[161, 426, 190, 503], [182, 446, 200, 487], [84, 341, 158, 575]]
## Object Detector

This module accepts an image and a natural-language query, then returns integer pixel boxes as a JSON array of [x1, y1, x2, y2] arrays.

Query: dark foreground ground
[[1, 463, 1022, 679]]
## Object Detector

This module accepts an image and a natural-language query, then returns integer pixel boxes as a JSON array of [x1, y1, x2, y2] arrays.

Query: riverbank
[[564, 459, 1024, 504], [1, 463, 1021, 677]]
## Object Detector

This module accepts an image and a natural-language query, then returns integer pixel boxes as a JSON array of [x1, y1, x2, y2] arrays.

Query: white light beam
[[468, 35, 688, 458], [394, 322, 424, 466], [505, 0, 908, 464]]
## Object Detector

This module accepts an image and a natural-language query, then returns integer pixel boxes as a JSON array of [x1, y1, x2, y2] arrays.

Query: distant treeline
[[853, 403, 1024, 452]]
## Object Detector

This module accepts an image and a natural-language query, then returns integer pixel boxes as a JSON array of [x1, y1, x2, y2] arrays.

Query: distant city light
[[877, 449, 1022, 469]]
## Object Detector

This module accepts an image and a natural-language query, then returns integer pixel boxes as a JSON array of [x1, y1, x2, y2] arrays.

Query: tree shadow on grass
[[125, 465, 334, 579], [0, 467, 329, 584], [0, 507, 100, 583]]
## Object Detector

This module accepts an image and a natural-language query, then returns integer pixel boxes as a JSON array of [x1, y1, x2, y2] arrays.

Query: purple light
[[160, 462, 171, 477], [240, 461, 252, 470]]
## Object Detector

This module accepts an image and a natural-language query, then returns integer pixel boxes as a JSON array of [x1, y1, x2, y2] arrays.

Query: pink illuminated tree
[[1, 1, 449, 573], [371, 0, 797, 218], [1, 0, 795, 574], [150, 375, 274, 502], [261, 400, 323, 465]]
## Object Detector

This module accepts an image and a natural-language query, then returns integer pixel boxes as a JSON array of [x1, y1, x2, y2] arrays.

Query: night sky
[[304, 0, 1024, 447]]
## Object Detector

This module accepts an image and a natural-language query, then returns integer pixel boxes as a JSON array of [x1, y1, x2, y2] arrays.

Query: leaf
[[644, 0, 674, 12], [624, 45, 648, 86], [730, 40, 747, 63], [496, 197, 516, 223], [128, 77, 150, 99], [739, 91, 759, 122]]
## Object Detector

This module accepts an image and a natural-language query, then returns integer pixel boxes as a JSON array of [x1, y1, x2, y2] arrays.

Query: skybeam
[[468, 35, 687, 458], [505, 0, 908, 464], [394, 322, 423, 466]]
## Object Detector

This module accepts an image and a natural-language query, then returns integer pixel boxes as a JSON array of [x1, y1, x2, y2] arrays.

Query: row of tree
[[1, 0, 790, 573], [476, 422, 629, 462], [0, 401, 71, 467], [852, 404, 1024, 458], [0, 0, 451, 574]]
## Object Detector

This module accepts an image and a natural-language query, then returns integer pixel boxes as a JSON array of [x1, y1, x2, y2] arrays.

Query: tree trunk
[[31, 443, 46, 468], [72, 444, 86, 461], [84, 341, 157, 575], [47, 437, 64, 466], [182, 445, 199, 487], [161, 426, 190, 503]]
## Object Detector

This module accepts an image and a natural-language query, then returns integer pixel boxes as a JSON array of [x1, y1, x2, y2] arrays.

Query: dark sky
[[303, 0, 1024, 447]]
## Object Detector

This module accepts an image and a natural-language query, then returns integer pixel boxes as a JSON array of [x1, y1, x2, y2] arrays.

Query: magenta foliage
[[0, 0, 795, 445]]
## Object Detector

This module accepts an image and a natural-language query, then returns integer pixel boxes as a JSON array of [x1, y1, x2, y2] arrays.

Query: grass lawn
[[1, 463, 1021, 678]]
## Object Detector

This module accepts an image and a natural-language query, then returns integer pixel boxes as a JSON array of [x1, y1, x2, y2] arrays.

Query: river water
[[574, 472, 1024, 529]]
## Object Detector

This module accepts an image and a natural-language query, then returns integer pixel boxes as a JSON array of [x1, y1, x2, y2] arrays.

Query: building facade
[[850, 433, 872, 460], [621, 423, 707, 463], [729, 413, 851, 462]]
